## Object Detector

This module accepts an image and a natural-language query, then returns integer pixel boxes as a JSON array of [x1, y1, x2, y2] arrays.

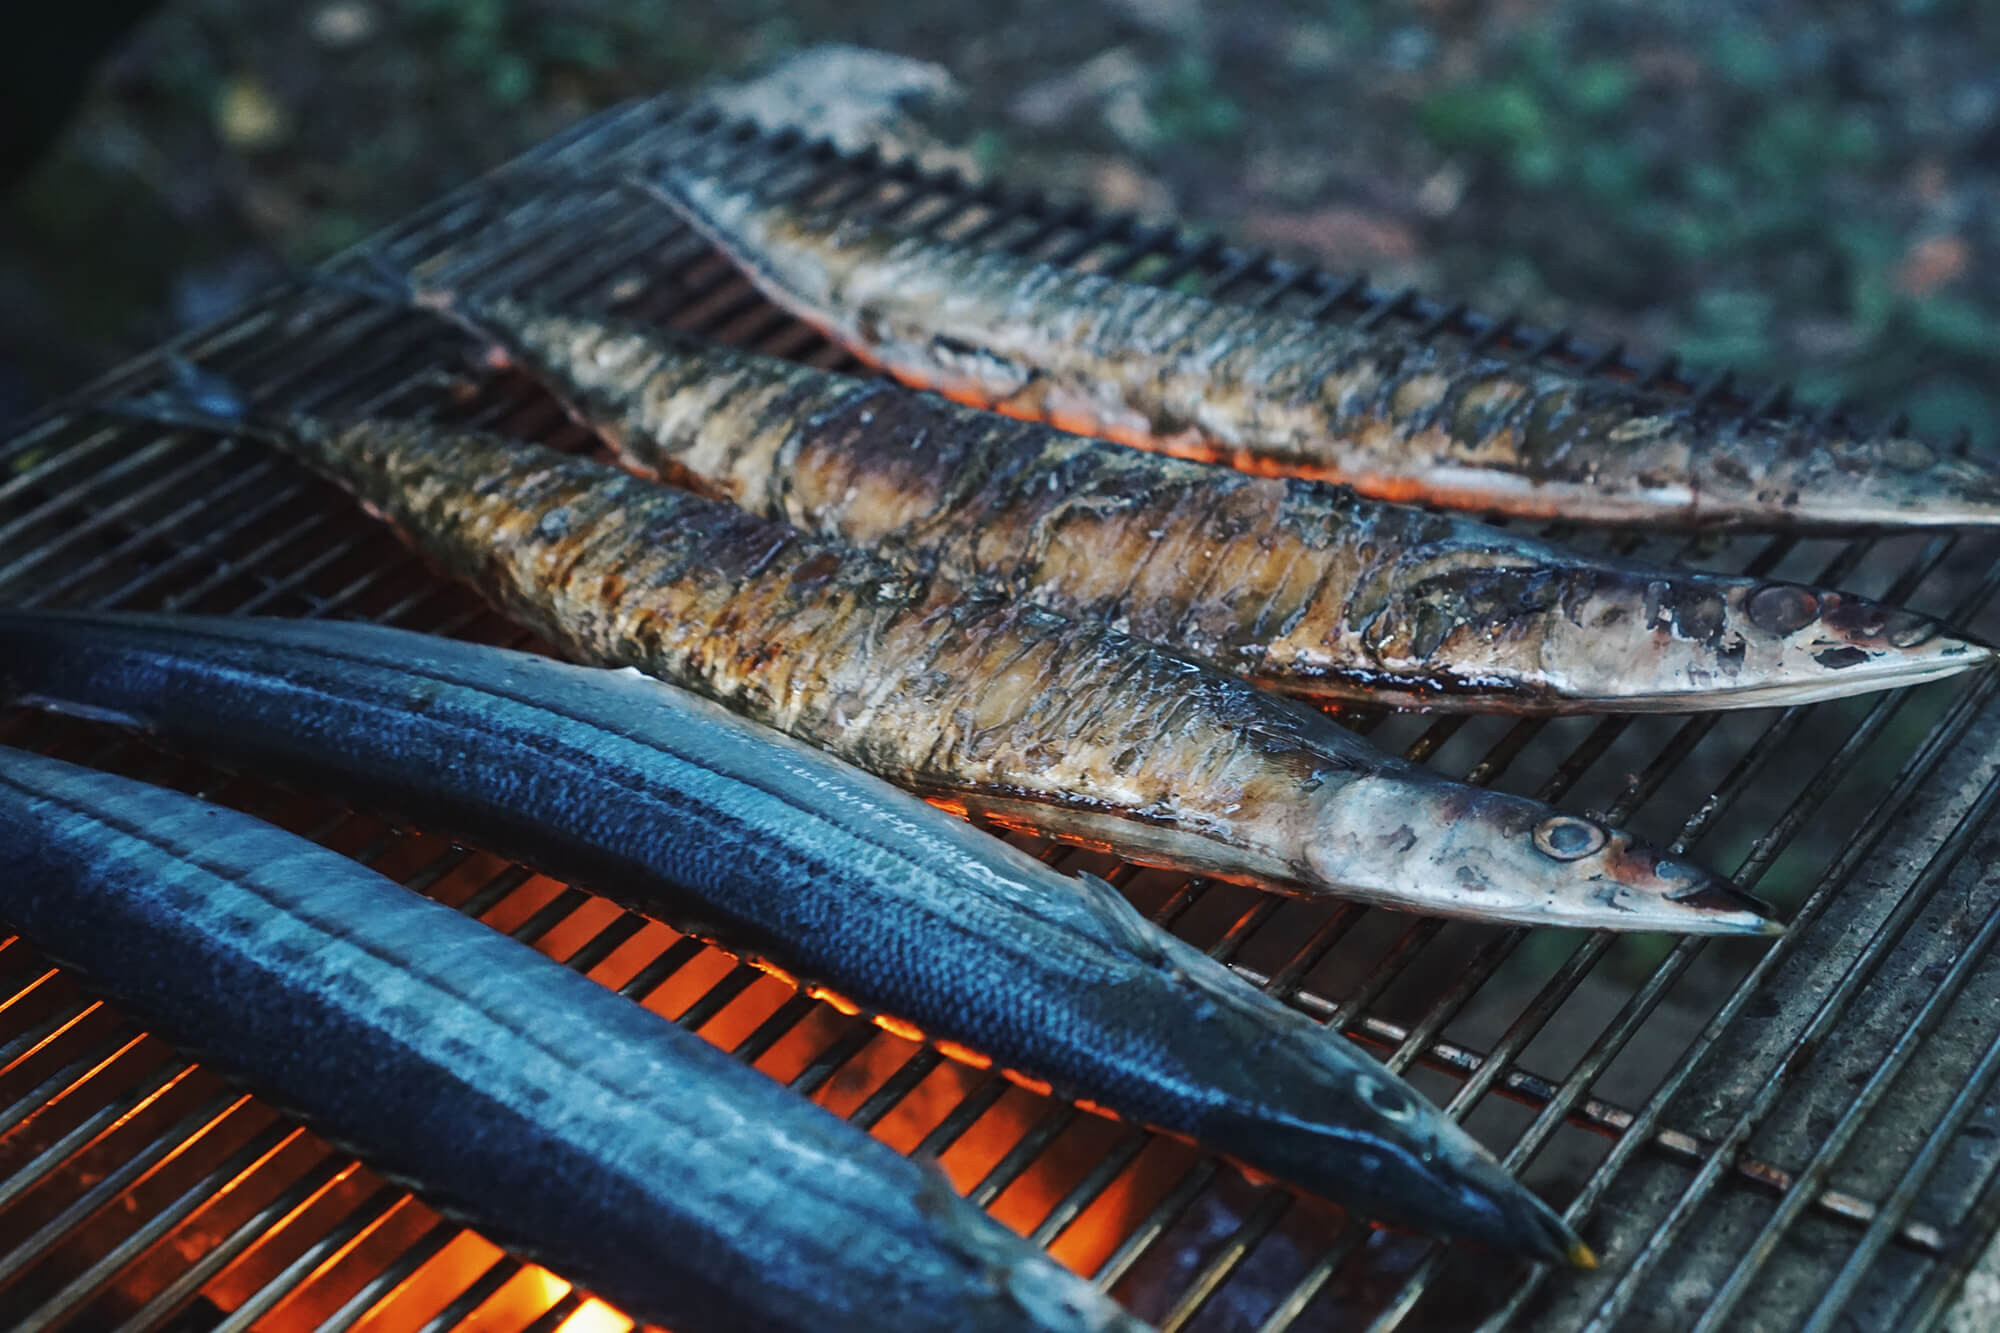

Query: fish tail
[[628, 165, 751, 256], [632, 165, 824, 321], [309, 250, 419, 312], [625, 168, 702, 231], [323, 252, 628, 444], [99, 358, 293, 450], [313, 251, 518, 371]]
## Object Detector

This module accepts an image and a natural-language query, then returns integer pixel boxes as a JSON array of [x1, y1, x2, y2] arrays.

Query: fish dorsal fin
[[1070, 874, 1297, 1024], [1066, 871, 1174, 971]]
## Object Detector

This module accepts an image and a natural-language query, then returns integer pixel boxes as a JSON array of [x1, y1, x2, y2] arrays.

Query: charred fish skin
[[0, 613, 1589, 1264], [645, 166, 2000, 531], [433, 294, 1990, 712], [0, 747, 1146, 1333], [105, 386, 1772, 942], [193, 401, 1772, 937]]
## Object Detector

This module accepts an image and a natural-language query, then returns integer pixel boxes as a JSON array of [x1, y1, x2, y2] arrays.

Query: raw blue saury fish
[[0, 609, 1595, 1262], [0, 744, 1149, 1333]]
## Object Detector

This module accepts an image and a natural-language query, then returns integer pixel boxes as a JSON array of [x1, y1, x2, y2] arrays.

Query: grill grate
[[3, 96, 2000, 1332]]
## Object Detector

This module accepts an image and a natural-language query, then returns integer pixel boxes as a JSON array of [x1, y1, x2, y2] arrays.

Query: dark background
[[6, 0, 2000, 449]]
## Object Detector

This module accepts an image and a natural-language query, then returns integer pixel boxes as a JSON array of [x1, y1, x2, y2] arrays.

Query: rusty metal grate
[[3, 96, 2000, 1332]]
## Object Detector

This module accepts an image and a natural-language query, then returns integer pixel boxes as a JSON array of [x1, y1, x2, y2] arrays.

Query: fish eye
[[1533, 816, 1607, 861], [1357, 1072, 1416, 1122]]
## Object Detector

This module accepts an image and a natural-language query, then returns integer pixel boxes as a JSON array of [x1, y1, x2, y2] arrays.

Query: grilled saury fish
[[644, 164, 2000, 531], [399, 288, 1989, 712], [109, 384, 1774, 936], [1, 610, 1596, 1261], [0, 745, 1148, 1333]]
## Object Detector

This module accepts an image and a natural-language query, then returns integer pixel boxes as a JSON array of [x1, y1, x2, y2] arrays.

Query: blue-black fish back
[[0, 745, 1145, 1333]]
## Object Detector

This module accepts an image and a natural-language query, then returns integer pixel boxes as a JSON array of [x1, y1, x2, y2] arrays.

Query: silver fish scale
[[0, 94, 1996, 1333]]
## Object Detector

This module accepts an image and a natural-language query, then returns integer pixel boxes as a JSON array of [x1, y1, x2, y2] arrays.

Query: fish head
[[1209, 1060, 1592, 1264], [1304, 775, 1779, 934], [1533, 570, 1993, 710]]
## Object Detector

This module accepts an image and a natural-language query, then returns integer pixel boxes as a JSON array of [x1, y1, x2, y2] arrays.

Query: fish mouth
[[1602, 839, 1784, 936], [1592, 642, 1989, 712], [1542, 625, 1992, 715], [1514, 1195, 1595, 1269], [1530, 570, 1993, 715], [1572, 881, 1783, 937], [1663, 878, 1788, 937], [1692, 448, 2000, 531], [1753, 491, 2000, 531], [1433, 1150, 1595, 1265]]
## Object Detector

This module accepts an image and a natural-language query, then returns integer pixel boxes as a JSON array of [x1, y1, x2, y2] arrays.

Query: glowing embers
[[330, 1231, 633, 1333], [750, 989, 1184, 1285]]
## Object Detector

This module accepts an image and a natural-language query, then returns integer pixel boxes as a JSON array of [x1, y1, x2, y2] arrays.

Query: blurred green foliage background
[[5, 0, 2000, 448]]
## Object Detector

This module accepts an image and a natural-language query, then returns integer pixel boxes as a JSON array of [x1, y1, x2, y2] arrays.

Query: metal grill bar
[[304, 1212, 459, 1333], [1489, 662, 2000, 1328], [116, 1157, 374, 1332], [1357, 540, 2000, 1328], [1, 96, 1997, 1333], [1581, 716, 2000, 1328], [12, 1121, 305, 1333], [1909, 1157, 2000, 1328], [1806, 1020, 2000, 1327], [1722, 880, 2000, 1329]]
